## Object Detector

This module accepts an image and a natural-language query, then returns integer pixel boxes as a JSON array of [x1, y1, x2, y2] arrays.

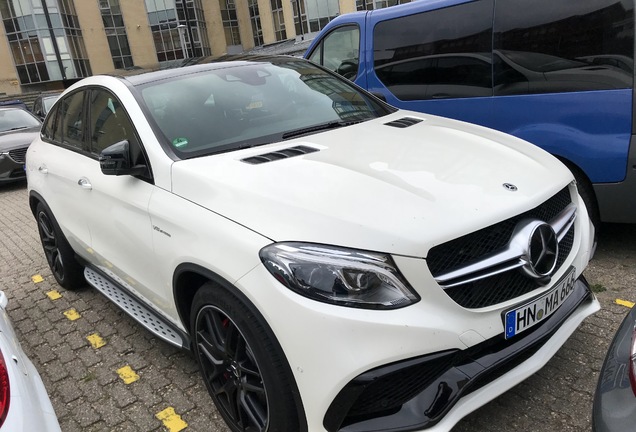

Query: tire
[[569, 165, 601, 232], [191, 283, 301, 432], [35, 202, 85, 290]]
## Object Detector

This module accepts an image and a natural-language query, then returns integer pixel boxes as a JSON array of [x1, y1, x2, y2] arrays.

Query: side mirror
[[99, 140, 147, 176]]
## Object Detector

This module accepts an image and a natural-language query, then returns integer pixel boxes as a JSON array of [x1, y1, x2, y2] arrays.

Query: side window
[[41, 103, 56, 140], [494, 0, 634, 95], [53, 91, 86, 150], [373, 1, 494, 100], [33, 98, 41, 116], [88, 89, 140, 155], [310, 25, 360, 80]]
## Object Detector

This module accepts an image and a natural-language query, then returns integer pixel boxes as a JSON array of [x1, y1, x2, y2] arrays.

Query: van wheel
[[35, 203, 85, 290], [569, 165, 600, 231], [191, 283, 301, 432]]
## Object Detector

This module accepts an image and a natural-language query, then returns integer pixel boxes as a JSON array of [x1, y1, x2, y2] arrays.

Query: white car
[[0, 291, 60, 431], [26, 56, 598, 432]]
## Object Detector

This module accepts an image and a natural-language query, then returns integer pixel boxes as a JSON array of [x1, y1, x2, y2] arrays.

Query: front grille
[[8, 147, 27, 164], [427, 187, 573, 308]]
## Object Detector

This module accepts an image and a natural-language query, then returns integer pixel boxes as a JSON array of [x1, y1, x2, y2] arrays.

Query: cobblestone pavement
[[1, 180, 634, 432]]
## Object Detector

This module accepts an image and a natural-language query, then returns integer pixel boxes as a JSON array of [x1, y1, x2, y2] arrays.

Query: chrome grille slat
[[427, 186, 574, 308]]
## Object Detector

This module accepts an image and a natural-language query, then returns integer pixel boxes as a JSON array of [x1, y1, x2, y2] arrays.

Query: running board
[[84, 267, 189, 350]]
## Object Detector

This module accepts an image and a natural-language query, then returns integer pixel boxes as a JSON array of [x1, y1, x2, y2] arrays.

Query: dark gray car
[[593, 304, 636, 431], [0, 107, 41, 184]]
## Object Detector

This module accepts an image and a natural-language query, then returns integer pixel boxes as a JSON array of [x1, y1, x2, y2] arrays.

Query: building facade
[[0, 0, 412, 95]]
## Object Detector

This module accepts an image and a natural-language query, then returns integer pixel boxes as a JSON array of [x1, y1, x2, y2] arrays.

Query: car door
[[82, 87, 161, 308], [31, 90, 94, 256]]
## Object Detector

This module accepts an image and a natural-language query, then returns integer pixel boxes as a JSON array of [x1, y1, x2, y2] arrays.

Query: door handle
[[38, 165, 48, 174], [77, 177, 92, 190]]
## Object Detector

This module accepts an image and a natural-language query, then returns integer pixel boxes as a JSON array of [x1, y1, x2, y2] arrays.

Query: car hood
[[0, 127, 40, 151], [171, 112, 573, 257]]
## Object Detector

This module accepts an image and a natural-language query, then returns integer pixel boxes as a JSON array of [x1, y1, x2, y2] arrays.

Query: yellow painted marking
[[63, 309, 81, 321], [117, 365, 140, 384], [46, 290, 62, 300], [156, 407, 187, 432], [31, 274, 44, 283], [86, 333, 106, 349], [616, 299, 635, 308]]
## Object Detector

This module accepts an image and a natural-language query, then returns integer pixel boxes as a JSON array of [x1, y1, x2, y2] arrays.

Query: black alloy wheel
[[37, 209, 65, 282], [195, 304, 269, 431], [35, 203, 84, 290], [191, 284, 303, 432]]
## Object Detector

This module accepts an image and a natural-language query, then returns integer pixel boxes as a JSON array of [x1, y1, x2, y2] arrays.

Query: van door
[[306, 16, 368, 89], [365, 0, 495, 125]]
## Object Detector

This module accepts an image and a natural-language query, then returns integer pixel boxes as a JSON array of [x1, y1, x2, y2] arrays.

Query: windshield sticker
[[172, 137, 189, 148]]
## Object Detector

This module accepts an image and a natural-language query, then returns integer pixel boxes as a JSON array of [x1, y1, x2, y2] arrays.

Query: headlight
[[259, 242, 419, 309]]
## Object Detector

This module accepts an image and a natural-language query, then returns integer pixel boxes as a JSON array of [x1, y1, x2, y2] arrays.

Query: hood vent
[[241, 145, 319, 165], [385, 117, 423, 128]]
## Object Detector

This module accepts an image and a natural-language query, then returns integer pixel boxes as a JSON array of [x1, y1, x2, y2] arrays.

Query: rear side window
[[52, 91, 86, 151], [494, 0, 634, 95], [373, 0, 494, 100]]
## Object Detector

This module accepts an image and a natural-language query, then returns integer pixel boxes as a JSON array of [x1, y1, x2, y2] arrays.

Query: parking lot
[[1, 180, 634, 432]]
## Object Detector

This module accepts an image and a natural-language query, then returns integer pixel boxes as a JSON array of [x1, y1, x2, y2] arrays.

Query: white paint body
[[27, 73, 598, 432]]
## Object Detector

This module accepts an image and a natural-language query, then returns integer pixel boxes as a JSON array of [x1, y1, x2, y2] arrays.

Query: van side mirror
[[99, 140, 147, 176]]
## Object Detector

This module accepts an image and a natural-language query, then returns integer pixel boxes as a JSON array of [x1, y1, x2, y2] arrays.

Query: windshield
[[139, 59, 390, 157], [0, 108, 41, 132]]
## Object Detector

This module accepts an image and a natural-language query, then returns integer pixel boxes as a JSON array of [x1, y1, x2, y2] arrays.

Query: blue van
[[305, 0, 635, 226]]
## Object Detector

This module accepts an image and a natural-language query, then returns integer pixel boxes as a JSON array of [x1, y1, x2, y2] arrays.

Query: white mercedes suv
[[26, 56, 598, 432]]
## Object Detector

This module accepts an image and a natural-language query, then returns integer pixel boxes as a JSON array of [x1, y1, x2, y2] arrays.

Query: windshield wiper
[[282, 120, 363, 140], [5, 126, 28, 132]]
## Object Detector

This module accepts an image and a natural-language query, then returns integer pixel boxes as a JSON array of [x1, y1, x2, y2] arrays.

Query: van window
[[308, 25, 360, 80], [494, 0, 634, 95], [373, 0, 493, 100]]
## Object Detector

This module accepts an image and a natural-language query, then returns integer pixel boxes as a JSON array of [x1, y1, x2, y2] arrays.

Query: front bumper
[[0, 151, 26, 183], [325, 277, 594, 431]]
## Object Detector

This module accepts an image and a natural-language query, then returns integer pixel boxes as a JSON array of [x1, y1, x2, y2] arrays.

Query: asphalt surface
[[1, 180, 634, 432]]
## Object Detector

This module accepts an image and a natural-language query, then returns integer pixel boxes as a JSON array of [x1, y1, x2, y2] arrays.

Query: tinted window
[[373, 0, 493, 100], [88, 89, 139, 155], [309, 25, 360, 80], [53, 91, 85, 150], [494, 0, 634, 95]]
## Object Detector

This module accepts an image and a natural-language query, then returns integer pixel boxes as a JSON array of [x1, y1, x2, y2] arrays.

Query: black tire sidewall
[[35, 202, 84, 290], [190, 283, 301, 432]]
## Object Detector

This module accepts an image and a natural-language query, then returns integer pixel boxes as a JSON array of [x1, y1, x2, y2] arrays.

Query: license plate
[[504, 267, 576, 339]]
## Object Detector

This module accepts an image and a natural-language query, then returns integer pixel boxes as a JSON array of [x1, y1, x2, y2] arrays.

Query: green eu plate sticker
[[172, 137, 188, 148]]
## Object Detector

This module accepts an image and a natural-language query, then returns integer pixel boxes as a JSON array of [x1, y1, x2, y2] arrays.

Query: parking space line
[[31, 274, 44, 283], [86, 333, 106, 349], [117, 365, 140, 384], [46, 290, 62, 300], [156, 407, 187, 431], [63, 308, 81, 321], [615, 299, 635, 308]]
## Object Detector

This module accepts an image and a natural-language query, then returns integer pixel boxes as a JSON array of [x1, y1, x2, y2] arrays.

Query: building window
[[356, 0, 411, 11], [0, 0, 91, 85], [248, 0, 263, 47], [270, 0, 286, 41], [145, 0, 210, 62], [219, 0, 240, 47], [301, 0, 339, 34], [98, 0, 133, 69], [292, 0, 308, 36]]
